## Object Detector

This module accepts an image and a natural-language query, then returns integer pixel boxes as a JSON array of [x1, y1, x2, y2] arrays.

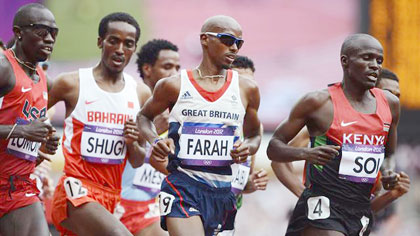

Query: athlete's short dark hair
[[136, 39, 178, 78], [231, 55, 255, 72], [378, 68, 399, 83], [13, 3, 47, 26], [98, 12, 141, 42]]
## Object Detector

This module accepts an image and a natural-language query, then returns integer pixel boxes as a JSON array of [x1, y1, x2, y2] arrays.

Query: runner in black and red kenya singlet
[[267, 34, 400, 236]]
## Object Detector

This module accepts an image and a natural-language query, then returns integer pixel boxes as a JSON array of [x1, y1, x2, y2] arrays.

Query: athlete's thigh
[[0, 201, 49, 236], [62, 201, 131, 236], [302, 226, 345, 236], [166, 215, 204, 236], [135, 221, 167, 236]]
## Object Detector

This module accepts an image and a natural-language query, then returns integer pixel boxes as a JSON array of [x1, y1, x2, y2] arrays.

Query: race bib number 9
[[7, 119, 41, 162], [178, 123, 237, 166], [159, 191, 175, 216], [81, 124, 126, 164], [133, 163, 165, 194], [338, 144, 384, 183]]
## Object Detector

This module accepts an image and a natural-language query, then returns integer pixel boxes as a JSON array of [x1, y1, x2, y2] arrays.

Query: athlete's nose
[[115, 43, 124, 55]]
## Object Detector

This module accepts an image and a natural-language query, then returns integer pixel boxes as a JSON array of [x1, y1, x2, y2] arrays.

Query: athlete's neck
[[92, 63, 125, 93], [143, 78, 155, 92], [94, 62, 124, 84], [341, 79, 373, 102], [196, 60, 227, 83], [12, 45, 38, 76]]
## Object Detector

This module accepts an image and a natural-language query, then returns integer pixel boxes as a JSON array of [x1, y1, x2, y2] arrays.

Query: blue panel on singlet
[[121, 161, 156, 201]]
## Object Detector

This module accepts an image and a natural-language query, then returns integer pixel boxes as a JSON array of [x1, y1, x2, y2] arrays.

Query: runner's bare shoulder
[[52, 71, 79, 92], [238, 74, 258, 91], [0, 53, 15, 96], [298, 89, 331, 111], [49, 71, 80, 108], [154, 73, 181, 102]]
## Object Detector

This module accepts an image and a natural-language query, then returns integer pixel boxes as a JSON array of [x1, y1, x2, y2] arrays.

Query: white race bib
[[338, 143, 384, 183], [63, 177, 88, 199], [7, 119, 41, 162], [231, 161, 251, 194], [132, 163, 165, 194], [178, 124, 237, 166], [159, 191, 175, 216], [307, 196, 330, 220], [81, 124, 126, 164], [7, 138, 40, 162]]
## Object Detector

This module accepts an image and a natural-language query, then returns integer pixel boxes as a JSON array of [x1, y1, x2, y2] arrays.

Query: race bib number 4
[[339, 144, 384, 183], [231, 162, 251, 194], [307, 196, 330, 220], [178, 123, 238, 166], [81, 124, 126, 164], [7, 119, 41, 162], [133, 163, 165, 194]]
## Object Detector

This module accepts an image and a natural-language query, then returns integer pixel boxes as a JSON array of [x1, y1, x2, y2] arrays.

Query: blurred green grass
[[46, 0, 148, 60]]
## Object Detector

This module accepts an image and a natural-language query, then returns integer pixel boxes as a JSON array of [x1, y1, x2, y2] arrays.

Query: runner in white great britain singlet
[[167, 69, 246, 188]]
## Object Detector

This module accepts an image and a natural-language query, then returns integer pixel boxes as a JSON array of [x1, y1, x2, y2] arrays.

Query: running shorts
[[51, 175, 121, 235]]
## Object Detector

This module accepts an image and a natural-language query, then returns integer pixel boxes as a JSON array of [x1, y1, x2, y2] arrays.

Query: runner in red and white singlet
[[49, 13, 150, 236]]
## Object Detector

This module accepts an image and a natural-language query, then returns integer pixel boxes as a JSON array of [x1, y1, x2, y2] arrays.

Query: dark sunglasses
[[19, 23, 59, 39], [204, 32, 244, 49]]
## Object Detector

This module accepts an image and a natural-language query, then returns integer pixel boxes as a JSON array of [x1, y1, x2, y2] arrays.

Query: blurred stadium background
[[1, 0, 419, 235]]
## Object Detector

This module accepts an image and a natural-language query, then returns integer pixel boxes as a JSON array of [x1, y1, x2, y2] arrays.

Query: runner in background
[[117, 39, 180, 236]]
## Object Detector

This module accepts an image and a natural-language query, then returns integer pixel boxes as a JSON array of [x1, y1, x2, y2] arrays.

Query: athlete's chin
[[364, 81, 376, 89], [36, 54, 49, 63], [221, 63, 232, 70]]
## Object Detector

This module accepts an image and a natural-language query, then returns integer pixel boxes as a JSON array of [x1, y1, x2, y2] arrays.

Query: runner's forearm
[[127, 141, 146, 168], [137, 113, 159, 144], [271, 161, 305, 197], [267, 138, 308, 162]]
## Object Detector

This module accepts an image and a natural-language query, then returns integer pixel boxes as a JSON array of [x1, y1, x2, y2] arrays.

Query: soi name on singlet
[[338, 133, 386, 183]]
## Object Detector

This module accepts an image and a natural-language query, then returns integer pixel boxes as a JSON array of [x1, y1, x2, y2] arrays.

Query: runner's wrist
[[153, 137, 163, 145], [298, 148, 309, 161]]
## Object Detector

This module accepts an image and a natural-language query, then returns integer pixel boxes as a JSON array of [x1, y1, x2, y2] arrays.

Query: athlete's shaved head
[[13, 3, 50, 26], [340, 34, 382, 56], [201, 15, 242, 34]]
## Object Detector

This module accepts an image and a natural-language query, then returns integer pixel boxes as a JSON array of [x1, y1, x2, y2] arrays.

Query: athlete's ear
[[142, 64, 152, 78], [200, 33, 208, 47], [341, 55, 348, 68], [97, 37, 104, 49], [13, 26, 23, 41]]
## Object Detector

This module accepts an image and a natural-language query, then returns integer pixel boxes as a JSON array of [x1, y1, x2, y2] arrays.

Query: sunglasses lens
[[34, 28, 49, 38], [236, 40, 244, 49], [219, 35, 236, 47], [33, 25, 58, 38]]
